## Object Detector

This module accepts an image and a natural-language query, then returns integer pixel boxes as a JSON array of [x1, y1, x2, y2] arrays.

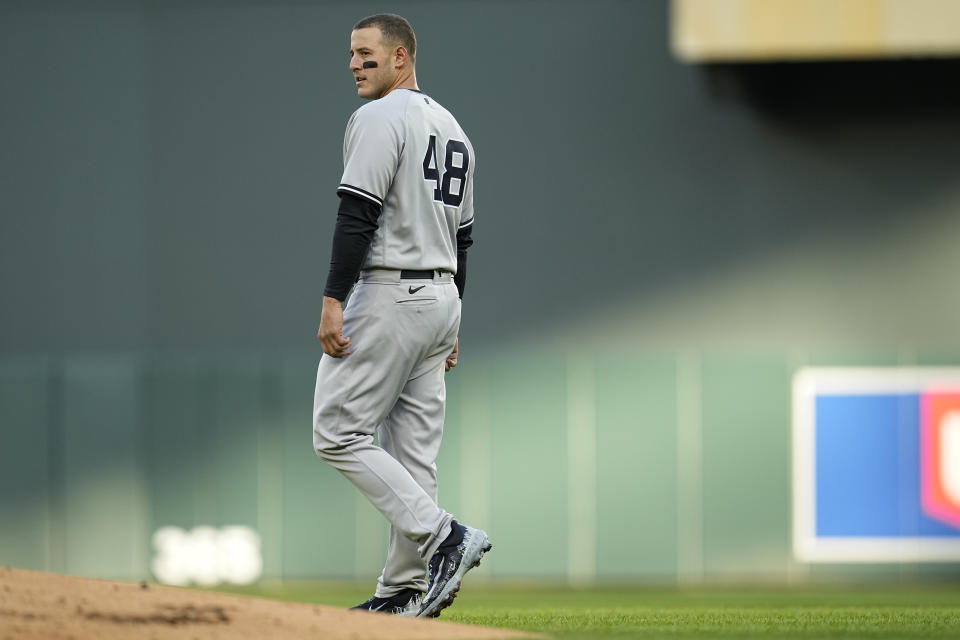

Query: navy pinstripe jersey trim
[[458, 218, 474, 229], [337, 184, 383, 207]]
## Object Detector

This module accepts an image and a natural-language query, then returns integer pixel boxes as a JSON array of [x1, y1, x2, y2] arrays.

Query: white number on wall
[[151, 525, 263, 586]]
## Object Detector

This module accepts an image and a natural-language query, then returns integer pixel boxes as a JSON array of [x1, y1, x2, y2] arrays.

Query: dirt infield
[[0, 568, 537, 640]]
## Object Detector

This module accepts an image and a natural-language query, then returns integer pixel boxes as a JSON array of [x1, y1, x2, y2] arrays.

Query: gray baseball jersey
[[336, 88, 474, 273]]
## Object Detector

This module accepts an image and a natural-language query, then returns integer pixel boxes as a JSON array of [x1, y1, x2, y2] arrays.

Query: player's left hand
[[445, 339, 458, 372], [318, 296, 352, 358]]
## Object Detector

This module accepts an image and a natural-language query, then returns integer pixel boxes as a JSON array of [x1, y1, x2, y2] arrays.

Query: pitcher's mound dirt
[[0, 567, 537, 640]]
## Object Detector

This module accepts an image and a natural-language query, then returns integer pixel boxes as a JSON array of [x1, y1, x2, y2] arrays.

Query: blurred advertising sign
[[793, 368, 960, 562]]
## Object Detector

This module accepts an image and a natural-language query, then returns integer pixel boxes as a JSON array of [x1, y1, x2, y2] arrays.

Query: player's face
[[348, 27, 394, 100]]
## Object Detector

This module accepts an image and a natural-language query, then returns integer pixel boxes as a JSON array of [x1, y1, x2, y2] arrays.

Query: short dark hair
[[354, 13, 417, 62]]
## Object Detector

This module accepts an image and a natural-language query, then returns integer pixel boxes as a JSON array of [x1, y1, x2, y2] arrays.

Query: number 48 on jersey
[[422, 134, 469, 207]]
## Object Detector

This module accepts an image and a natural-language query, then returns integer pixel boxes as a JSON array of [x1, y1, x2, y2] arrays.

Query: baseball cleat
[[417, 522, 492, 618], [351, 588, 423, 616]]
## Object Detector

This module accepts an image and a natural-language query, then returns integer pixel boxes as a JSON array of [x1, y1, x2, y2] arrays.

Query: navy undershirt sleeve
[[323, 193, 382, 301], [454, 222, 473, 299]]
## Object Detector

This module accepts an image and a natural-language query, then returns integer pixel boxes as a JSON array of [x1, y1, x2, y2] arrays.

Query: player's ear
[[394, 45, 408, 68]]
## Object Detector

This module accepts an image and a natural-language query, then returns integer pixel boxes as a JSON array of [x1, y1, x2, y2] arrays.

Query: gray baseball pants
[[313, 269, 460, 597]]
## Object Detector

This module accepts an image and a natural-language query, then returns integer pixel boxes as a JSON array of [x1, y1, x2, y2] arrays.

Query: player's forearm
[[454, 250, 467, 299], [323, 193, 382, 301], [454, 221, 473, 299]]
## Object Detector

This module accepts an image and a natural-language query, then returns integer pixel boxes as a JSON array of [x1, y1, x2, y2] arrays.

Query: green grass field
[[213, 581, 960, 638]]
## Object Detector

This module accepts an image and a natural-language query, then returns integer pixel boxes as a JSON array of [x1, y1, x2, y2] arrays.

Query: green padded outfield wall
[[2, 0, 960, 582]]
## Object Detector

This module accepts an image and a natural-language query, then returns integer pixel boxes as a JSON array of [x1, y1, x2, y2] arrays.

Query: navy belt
[[400, 269, 441, 279]]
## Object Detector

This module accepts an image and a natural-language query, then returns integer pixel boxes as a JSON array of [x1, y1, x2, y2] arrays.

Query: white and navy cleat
[[351, 588, 423, 617], [417, 522, 492, 618]]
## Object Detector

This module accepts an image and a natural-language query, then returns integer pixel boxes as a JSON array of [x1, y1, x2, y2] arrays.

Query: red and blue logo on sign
[[793, 369, 960, 563], [920, 393, 960, 531]]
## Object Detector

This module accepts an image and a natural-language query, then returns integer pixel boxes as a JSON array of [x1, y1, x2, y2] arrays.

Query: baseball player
[[313, 14, 489, 618]]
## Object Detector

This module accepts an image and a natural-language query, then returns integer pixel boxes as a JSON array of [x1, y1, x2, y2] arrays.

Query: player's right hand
[[318, 296, 351, 358], [444, 339, 458, 372]]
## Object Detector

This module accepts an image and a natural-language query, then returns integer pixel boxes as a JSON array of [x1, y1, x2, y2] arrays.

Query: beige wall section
[[673, 0, 960, 61], [887, 0, 960, 51]]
